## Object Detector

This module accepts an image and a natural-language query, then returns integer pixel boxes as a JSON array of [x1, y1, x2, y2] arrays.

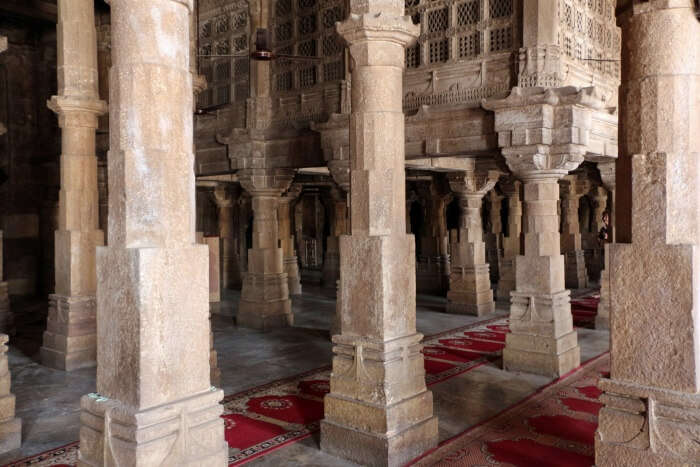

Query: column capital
[[238, 168, 295, 197], [212, 184, 234, 209], [337, 14, 419, 62], [280, 183, 303, 204], [597, 161, 616, 191], [559, 174, 591, 200], [448, 169, 502, 199], [483, 86, 607, 180], [47, 95, 107, 127]]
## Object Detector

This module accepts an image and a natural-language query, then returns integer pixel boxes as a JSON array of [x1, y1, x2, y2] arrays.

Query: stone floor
[[0, 285, 608, 465]]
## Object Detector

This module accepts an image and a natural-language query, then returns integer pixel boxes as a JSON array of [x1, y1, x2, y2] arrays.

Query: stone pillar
[[279, 184, 302, 296], [0, 334, 20, 453], [446, 169, 500, 316], [496, 179, 522, 301], [486, 189, 504, 285], [322, 186, 348, 290], [484, 86, 606, 377], [0, 232, 9, 333], [78, 0, 227, 464], [595, 3, 700, 465], [41, 0, 107, 371], [213, 183, 242, 289], [595, 162, 614, 329], [321, 5, 438, 466], [416, 177, 451, 294], [238, 168, 294, 329], [559, 175, 590, 290]]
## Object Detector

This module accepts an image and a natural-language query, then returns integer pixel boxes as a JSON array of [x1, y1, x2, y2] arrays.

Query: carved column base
[[78, 389, 227, 467], [596, 378, 700, 467], [564, 250, 588, 289], [284, 256, 302, 296], [503, 291, 580, 377], [496, 259, 515, 302], [238, 273, 292, 330], [446, 265, 495, 316], [0, 283, 11, 334], [41, 294, 96, 371], [321, 333, 438, 467]]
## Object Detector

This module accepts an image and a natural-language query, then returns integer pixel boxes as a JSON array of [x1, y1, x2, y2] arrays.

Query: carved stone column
[[446, 168, 500, 315], [0, 231, 9, 333], [321, 4, 438, 465], [213, 183, 242, 289], [484, 86, 606, 377], [416, 176, 451, 294], [559, 175, 590, 289], [78, 0, 227, 464], [496, 178, 522, 301], [595, 162, 614, 329], [595, 3, 700, 465], [279, 183, 302, 296], [41, 0, 107, 371], [238, 168, 294, 329], [322, 186, 348, 290], [486, 189, 504, 285], [0, 334, 20, 453]]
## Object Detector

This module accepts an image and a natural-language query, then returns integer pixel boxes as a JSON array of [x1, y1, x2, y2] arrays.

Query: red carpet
[[410, 352, 608, 466], [4, 315, 510, 467], [7, 291, 601, 466]]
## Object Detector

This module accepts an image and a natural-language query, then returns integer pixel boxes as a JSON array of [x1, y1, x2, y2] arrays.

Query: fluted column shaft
[[78, 1, 226, 465], [321, 5, 437, 465], [42, 0, 107, 371], [595, 2, 700, 465]]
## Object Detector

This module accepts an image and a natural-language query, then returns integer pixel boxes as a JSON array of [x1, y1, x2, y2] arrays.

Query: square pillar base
[[78, 389, 227, 467], [596, 378, 700, 467], [238, 272, 293, 330], [41, 294, 97, 371], [446, 265, 494, 316], [321, 392, 438, 467]]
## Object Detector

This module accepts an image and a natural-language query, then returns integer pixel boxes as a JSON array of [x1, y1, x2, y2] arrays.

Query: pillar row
[[41, 0, 107, 371], [320, 4, 438, 465], [238, 168, 295, 330], [213, 183, 243, 289], [485, 86, 607, 377], [595, 1, 700, 465], [446, 169, 500, 316], [486, 189, 504, 285], [496, 178, 522, 301], [595, 161, 614, 330], [79, 0, 227, 464], [279, 183, 302, 296], [559, 174, 590, 289]]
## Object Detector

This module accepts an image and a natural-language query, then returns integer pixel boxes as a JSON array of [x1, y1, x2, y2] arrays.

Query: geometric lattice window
[[215, 62, 231, 81], [323, 61, 344, 81], [299, 14, 317, 35], [323, 6, 343, 27], [428, 8, 449, 33], [457, 1, 479, 26], [233, 12, 247, 30], [277, 71, 293, 92], [406, 0, 420, 7], [234, 59, 249, 80], [276, 0, 292, 17], [216, 16, 229, 34], [489, 26, 512, 52], [276, 22, 293, 42], [233, 35, 247, 52], [216, 85, 230, 105], [298, 0, 316, 9], [300, 66, 317, 88], [322, 35, 343, 56], [406, 43, 421, 68], [429, 39, 449, 63], [298, 39, 317, 57], [489, 0, 512, 19], [459, 33, 480, 58]]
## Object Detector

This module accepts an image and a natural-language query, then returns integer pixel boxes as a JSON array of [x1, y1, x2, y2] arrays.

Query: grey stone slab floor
[[0, 285, 609, 465]]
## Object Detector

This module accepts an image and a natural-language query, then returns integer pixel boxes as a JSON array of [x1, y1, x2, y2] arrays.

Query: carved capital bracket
[[238, 168, 295, 197], [448, 169, 503, 199]]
